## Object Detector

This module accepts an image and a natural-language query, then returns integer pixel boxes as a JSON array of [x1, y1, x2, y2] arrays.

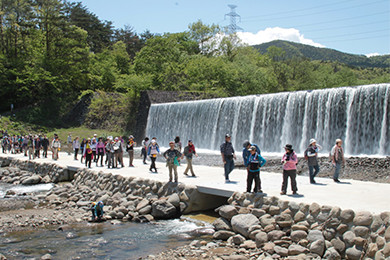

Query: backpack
[[304, 148, 309, 160]]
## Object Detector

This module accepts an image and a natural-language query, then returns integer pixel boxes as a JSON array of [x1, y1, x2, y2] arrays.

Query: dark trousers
[[74, 149, 79, 159], [282, 169, 297, 192], [309, 165, 320, 182], [141, 148, 147, 163], [92, 150, 97, 162], [247, 170, 261, 192], [96, 152, 104, 166], [43, 147, 48, 158], [150, 157, 157, 171], [85, 153, 92, 168], [224, 158, 234, 180]]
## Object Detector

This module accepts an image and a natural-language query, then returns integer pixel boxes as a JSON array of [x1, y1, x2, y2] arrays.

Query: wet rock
[[213, 217, 233, 231], [213, 230, 236, 241], [151, 200, 177, 219], [231, 214, 259, 238], [22, 175, 42, 185]]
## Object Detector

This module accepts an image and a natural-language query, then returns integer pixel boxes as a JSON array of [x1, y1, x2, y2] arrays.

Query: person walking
[[91, 137, 97, 162], [164, 141, 182, 182], [147, 139, 160, 173], [141, 137, 149, 164], [96, 137, 105, 167], [42, 135, 49, 158], [80, 138, 86, 163], [73, 137, 80, 160], [105, 137, 115, 168], [220, 134, 236, 183], [27, 135, 34, 160], [83, 138, 93, 168], [246, 146, 266, 193], [34, 135, 41, 158], [67, 133, 72, 155], [280, 144, 298, 195], [126, 135, 136, 167], [182, 140, 198, 177], [51, 135, 61, 160], [305, 138, 322, 184], [330, 139, 346, 183]]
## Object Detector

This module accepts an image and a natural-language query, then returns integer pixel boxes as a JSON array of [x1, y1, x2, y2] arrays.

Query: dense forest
[[0, 0, 389, 126]]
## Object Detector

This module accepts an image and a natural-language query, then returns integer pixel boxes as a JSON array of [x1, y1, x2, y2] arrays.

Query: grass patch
[[45, 127, 122, 142]]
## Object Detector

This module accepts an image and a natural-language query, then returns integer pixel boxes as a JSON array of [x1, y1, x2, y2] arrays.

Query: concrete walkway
[[1, 152, 389, 214]]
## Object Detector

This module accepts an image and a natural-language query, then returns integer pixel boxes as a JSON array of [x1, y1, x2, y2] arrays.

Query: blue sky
[[79, 0, 389, 56]]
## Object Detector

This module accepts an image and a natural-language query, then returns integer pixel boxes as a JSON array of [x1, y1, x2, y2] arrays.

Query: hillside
[[252, 40, 390, 68]]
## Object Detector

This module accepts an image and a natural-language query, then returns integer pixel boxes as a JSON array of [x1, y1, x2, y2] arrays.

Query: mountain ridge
[[252, 40, 390, 68]]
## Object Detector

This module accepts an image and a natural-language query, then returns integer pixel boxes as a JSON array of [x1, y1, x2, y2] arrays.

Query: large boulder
[[22, 175, 42, 185], [353, 211, 373, 226], [231, 214, 259, 238], [151, 200, 177, 219], [212, 217, 233, 231], [218, 205, 238, 220]]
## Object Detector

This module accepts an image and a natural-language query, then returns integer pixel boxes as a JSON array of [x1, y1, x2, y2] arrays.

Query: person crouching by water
[[246, 146, 266, 193], [164, 141, 182, 182], [83, 138, 93, 168], [330, 139, 346, 183], [148, 139, 160, 173], [281, 144, 298, 195], [90, 201, 104, 222], [182, 140, 198, 177], [220, 134, 236, 183]]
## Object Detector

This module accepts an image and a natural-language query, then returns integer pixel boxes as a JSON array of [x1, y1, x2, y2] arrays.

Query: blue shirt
[[242, 144, 261, 167]]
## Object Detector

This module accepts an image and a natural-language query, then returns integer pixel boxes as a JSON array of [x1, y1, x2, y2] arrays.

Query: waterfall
[[146, 84, 390, 156]]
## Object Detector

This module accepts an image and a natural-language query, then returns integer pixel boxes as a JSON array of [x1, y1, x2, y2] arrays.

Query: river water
[[0, 183, 214, 259]]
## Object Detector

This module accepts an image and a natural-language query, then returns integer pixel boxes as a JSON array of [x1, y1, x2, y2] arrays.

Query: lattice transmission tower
[[224, 4, 243, 34]]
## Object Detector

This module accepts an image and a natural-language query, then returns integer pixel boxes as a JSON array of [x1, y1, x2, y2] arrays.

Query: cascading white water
[[146, 84, 390, 155]]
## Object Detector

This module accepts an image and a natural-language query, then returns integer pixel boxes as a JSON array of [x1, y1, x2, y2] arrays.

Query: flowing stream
[[146, 84, 390, 156]]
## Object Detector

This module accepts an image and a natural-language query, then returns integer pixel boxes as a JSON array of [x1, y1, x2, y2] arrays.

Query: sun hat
[[310, 138, 317, 144]]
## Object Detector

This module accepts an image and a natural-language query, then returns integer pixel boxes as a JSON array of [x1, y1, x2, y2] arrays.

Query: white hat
[[310, 138, 317, 144]]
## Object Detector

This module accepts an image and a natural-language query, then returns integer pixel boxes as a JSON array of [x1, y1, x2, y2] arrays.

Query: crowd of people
[[1, 130, 345, 194], [221, 134, 345, 195]]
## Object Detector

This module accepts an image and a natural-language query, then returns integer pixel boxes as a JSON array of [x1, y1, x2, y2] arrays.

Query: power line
[[314, 29, 389, 40], [303, 20, 389, 33], [320, 34, 390, 43], [243, 0, 355, 20], [241, 0, 388, 23]]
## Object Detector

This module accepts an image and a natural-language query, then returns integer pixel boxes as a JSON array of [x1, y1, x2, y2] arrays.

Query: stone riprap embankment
[[0, 158, 225, 232], [146, 192, 390, 260]]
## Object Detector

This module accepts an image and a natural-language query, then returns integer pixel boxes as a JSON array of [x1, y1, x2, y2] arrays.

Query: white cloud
[[237, 27, 325, 48], [365, 53, 380, 57]]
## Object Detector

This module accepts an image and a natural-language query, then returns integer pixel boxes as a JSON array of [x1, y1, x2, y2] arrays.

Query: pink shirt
[[282, 152, 298, 171]]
